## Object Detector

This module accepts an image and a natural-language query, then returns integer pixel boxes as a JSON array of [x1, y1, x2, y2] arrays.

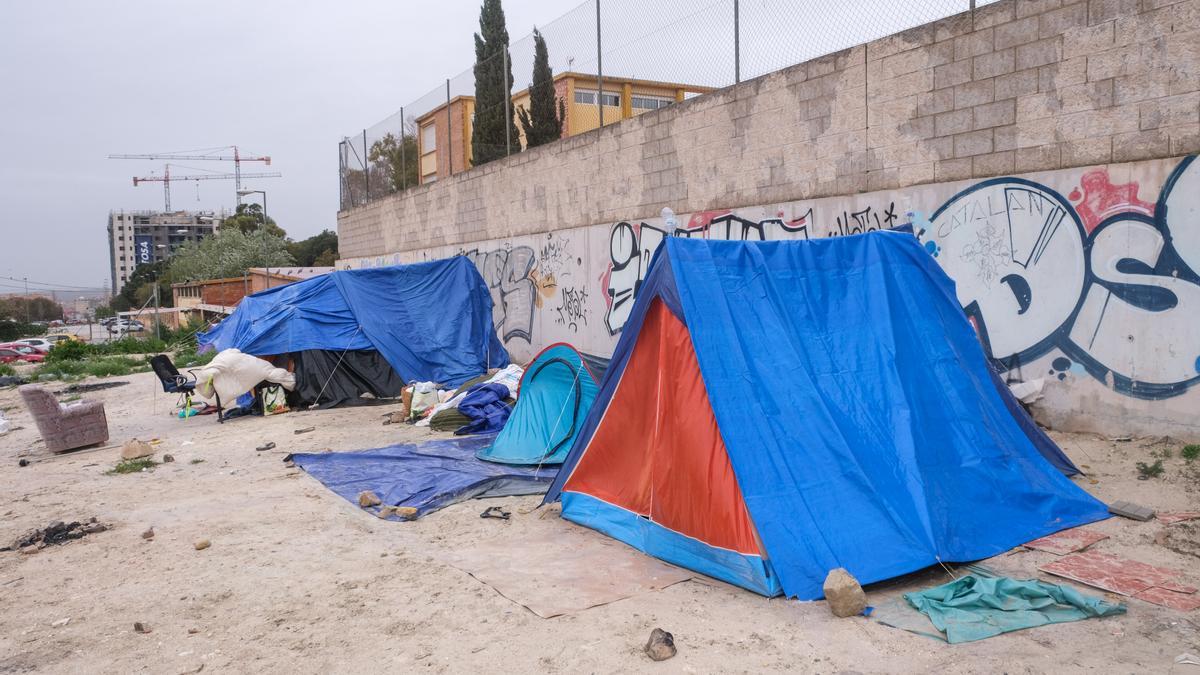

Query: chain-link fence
[[339, 0, 996, 211]]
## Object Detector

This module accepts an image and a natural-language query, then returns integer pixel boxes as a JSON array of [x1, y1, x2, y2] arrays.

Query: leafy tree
[[94, 306, 116, 319], [369, 125, 419, 193], [286, 230, 339, 267], [168, 228, 294, 282], [517, 29, 565, 148], [221, 203, 287, 238], [111, 260, 169, 312], [0, 296, 65, 322], [470, 0, 520, 166]]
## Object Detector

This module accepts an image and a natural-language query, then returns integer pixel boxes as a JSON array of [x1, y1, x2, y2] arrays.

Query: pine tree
[[517, 29, 564, 149], [471, 0, 520, 166]]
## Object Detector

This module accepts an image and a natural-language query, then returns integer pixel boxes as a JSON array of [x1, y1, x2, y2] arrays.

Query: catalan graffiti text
[[922, 159, 1200, 399]]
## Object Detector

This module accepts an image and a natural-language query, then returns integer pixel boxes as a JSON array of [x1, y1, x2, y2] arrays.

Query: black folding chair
[[150, 354, 223, 421]]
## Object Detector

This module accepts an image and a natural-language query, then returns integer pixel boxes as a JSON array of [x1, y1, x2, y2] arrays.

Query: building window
[[421, 127, 436, 154], [631, 95, 673, 111], [574, 89, 620, 107]]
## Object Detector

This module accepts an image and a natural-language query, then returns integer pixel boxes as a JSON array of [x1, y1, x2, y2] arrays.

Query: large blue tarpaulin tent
[[545, 233, 1108, 600], [198, 257, 509, 388]]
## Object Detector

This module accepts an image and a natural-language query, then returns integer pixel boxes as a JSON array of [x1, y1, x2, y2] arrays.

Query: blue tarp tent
[[477, 343, 603, 465], [545, 233, 1109, 600], [198, 257, 509, 388]]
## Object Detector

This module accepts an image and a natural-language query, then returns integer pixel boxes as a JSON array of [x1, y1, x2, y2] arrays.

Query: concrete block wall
[[337, 0, 1200, 439], [339, 0, 1199, 260]]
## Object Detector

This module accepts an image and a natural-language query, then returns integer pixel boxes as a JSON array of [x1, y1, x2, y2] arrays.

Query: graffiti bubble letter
[[928, 179, 1087, 364]]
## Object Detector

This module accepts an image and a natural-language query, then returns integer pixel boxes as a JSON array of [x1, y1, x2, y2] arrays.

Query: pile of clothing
[[403, 365, 524, 435]]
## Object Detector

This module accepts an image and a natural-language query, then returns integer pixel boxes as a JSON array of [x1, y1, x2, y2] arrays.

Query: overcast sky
[[0, 0, 567, 291]]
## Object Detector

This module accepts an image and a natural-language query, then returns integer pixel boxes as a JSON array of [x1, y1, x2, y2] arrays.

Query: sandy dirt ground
[[0, 371, 1197, 674]]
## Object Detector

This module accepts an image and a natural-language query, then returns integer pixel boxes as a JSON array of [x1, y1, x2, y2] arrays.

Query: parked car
[[16, 338, 53, 353], [99, 317, 118, 327], [0, 345, 45, 364], [44, 333, 82, 344], [108, 320, 145, 334]]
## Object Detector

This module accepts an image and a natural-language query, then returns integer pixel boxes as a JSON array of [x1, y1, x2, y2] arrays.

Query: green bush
[[175, 347, 216, 369], [101, 336, 167, 355], [46, 340, 95, 362], [0, 363, 15, 377], [1136, 460, 1165, 479], [1183, 444, 1200, 461]]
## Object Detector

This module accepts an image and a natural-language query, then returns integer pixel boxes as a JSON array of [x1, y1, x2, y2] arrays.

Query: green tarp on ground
[[900, 574, 1125, 643]]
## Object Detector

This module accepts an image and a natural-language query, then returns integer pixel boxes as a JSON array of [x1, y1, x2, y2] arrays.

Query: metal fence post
[[596, 0, 603, 128], [400, 106, 407, 190], [504, 49, 512, 156], [338, 140, 345, 210], [362, 129, 369, 202], [734, 0, 741, 84], [447, 79, 453, 176]]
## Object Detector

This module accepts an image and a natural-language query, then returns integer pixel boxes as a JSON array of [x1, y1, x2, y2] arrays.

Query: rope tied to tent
[[311, 325, 364, 408]]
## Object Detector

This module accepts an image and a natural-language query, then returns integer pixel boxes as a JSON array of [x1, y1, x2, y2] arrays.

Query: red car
[[0, 343, 45, 364]]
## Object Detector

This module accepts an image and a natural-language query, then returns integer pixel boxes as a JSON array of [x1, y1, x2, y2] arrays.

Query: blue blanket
[[290, 435, 558, 519]]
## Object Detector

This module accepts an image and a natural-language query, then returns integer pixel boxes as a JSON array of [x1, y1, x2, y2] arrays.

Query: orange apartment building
[[416, 72, 709, 185]]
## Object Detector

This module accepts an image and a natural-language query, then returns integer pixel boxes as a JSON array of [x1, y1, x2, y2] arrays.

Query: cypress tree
[[471, 0, 520, 166], [517, 29, 565, 149]]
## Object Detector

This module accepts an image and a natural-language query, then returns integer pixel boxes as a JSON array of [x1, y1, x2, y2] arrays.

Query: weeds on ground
[[107, 457, 157, 474], [34, 356, 151, 382], [1154, 447, 1174, 459], [1183, 444, 1200, 462], [1136, 460, 1165, 479], [0, 363, 16, 377]]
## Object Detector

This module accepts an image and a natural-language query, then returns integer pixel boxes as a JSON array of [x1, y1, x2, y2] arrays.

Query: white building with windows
[[107, 210, 223, 294]]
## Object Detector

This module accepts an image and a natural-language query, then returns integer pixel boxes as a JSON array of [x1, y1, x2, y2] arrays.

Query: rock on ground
[[120, 439, 154, 460], [823, 568, 867, 618], [644, 628, 677, 661]]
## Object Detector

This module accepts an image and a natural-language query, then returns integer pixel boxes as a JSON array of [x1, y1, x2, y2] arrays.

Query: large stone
[[358, 491, 382, 508], [120, 439, 155, 460], [643, 628, 676, 661], [823, 568, 867, 617]]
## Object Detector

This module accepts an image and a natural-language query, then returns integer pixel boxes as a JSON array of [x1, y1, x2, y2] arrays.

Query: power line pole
[[23, 277, 29, 323]]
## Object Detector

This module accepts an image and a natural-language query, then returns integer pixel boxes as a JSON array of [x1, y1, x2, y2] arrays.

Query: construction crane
[[132, 164, 282, 211], [109, 146, 272, 204]]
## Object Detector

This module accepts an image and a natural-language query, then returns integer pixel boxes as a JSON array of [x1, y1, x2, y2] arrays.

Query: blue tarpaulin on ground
[[290, 435, 558, 519], [197, 257, 509, 387], [547, 233, 1109, 600]]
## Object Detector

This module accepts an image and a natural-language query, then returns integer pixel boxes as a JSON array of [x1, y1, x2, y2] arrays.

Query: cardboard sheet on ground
[[1024, 526, 1109, 555], [290, 435, 557, 519], [443, 522, 692, 618], [1040, 550, 1200, 610]]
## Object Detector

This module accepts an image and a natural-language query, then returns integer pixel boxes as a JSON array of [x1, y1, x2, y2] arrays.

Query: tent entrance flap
[[561, 300, 776, 594]]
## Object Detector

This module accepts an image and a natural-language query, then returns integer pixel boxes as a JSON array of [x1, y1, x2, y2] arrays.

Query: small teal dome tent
[[478, 343, 604, 465]]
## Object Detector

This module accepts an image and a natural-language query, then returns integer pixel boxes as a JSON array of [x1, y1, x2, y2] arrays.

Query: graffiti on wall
[[460, 245, 554, 343], [555, 285, 589, 333], [920, 156, 1200, 400], [602, 208, 814, 334]]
